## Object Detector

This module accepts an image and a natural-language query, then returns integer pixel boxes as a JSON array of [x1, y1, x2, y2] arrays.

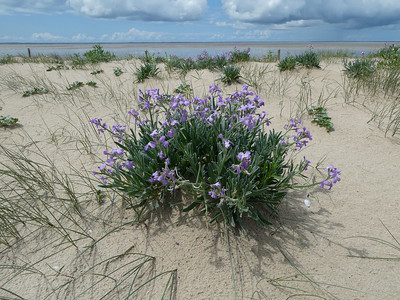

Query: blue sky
[[0, 0, 400, 43]]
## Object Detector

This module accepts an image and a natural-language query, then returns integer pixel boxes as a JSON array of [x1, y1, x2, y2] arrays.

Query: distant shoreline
[[0, 41, 396, 58]]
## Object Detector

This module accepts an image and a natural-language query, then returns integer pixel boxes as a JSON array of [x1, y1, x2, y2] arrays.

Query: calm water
[[0, 42, 394, 58]]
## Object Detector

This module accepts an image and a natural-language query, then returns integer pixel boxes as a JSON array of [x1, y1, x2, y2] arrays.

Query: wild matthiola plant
[[91, 85, 341, 230], [0, 116, 19, 127]]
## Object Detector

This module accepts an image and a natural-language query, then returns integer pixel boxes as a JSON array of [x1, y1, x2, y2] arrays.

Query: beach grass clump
[[114, 67, 123, 76], [277, 56, 297, 71], [229, 47, 251, 63], [0, 55, 17, 64], [135, 63, 160, 82], [22, 87, 49, 97], [343, 59, 376, 79], [308, 106, 334, 132], [83, 44, 116, 63], [295, 51, 321, 69], [68, 45, 116, 67], [90, 85, 341, 230], [375, 44, 400, 69], [66, 81, 84, 90], [70, 53, 87, 68], [278, 51, 321, 71], [219, 65, 242, 85], [140, 50, 165, 64], [262, 51, 279, 62], [163, 48, 250, 74], [0, 116, 18, 127]]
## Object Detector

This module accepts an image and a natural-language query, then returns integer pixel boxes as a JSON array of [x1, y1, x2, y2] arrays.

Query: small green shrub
[[174, 83, 192, 97], [0, 116, 18, 127], [66, 81, 84, 90], [278, 56, 297, 71], [135, 63, 160, 83], [308, 106, 334, 132], [114, 67, 123, 76], [229, 47, 251, 63], [375, 44, 400, 69], [90, 86, 341, 230], [70, 53, 87, 68], [47, 64, 69, 71], [90, 69, 104, 75], [140, 50, 165, 64], [86, 81, 97, 87], [343, 59, 376, 79], [23, 87, 49, 97], [219, 65, 242, 85], [262, 51, 279, 62], [83, 45, 116, 63], [296, 51, 321, 69]]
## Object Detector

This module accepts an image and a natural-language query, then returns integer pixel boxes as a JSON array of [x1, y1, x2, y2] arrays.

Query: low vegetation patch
[[219, 65, 242, 85], [308, 106, 334, 132], [135, 63, 160, 83], [23, 87, 49, 97], [0, 115, 18, 127], [343, 59, 376, 79], [113, 67, 123, 76], [66, 81, 84, 90]]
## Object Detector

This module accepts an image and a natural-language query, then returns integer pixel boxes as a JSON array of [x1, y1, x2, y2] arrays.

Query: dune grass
[[0, 47, 398, 299]]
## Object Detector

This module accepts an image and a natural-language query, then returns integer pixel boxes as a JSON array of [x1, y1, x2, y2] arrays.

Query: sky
[[0, 0, 400, 43]]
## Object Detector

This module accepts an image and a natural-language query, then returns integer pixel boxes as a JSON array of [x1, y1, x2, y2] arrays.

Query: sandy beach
[[0, 56, 399, 300]]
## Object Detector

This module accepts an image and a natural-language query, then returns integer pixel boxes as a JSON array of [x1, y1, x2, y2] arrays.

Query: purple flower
[[149, 168, 176, 185], [90, 118, 108, 134], [128, 109, 139, 120], [159, 136, 169, 148], [167, 129, 175, 138], [234, 151, 251, 174], [158, 151, 166, 159], [292, 127, 312, 150], [144, 141, 157, 151], [122, 161, 134, 169], [320, 164, 341, 191], [208, 182, 227, 206], [304, 157, 311, 171], [99, 176, 107, 184], [150, 129, 159, 138]]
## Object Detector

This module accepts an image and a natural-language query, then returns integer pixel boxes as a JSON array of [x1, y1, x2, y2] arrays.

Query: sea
[[0, 42, 396, 59]]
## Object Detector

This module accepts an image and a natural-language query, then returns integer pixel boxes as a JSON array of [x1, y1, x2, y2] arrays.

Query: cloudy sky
[[0, 0, 400, 43]]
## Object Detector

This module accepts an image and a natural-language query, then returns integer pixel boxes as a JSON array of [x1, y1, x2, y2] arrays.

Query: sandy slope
[[0, 60, 399, 300]]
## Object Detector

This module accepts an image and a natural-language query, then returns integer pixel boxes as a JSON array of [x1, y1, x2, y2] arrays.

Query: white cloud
[[32, 32, 63, 40], [214, 21, 251, 29], [0, 0, 67, 13], [72, 33, 95, 41], [100, 27, 162, 41], [0, 0, 206, 21], [67, 0, 207, 21], [221, 0, 400, 28]]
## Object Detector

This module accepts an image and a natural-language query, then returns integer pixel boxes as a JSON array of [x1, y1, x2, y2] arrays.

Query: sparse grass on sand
[[0, 47, 399, 299]]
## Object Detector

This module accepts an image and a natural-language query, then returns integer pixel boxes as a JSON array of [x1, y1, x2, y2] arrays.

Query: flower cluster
[[90, 118, 108, 134], [149, 168, 176, 185], [233, 151, 251, 174], [320, 164, 341, 190], [282, 119, 313, 150], [144, 129, 170, 150], [91, 84, 341, 230], [208, 182, 227, 207]]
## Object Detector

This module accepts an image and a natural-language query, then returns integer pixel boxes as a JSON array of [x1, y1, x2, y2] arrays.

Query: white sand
[[0, 60, 399, 299]]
